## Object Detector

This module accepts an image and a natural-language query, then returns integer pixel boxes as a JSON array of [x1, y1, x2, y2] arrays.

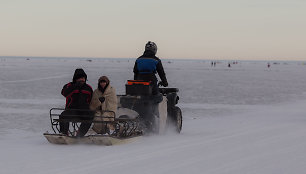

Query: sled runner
[[44, 133, 141, 145]]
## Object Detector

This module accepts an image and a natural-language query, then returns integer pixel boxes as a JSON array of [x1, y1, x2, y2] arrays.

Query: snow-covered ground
[[1, 57, 306, 174]]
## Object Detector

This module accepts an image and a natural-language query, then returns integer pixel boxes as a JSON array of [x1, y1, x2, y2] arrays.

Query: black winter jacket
[[62, 69, 93, 109], [61, 82, 93, 109], [133, 51, 168, 86]]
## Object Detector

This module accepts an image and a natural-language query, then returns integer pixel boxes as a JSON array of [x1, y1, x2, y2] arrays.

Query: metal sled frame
[[48, 108, 141, 138]]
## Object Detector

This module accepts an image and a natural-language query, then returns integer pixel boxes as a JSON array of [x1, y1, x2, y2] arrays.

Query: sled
[[43, 107, 142, 145]]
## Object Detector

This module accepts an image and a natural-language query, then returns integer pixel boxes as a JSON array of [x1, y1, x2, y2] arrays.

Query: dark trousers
[[151, 82, 158, 95], [59, 110, 93, 137]]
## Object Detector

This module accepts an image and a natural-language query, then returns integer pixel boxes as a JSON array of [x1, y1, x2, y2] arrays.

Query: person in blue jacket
[[133, 41, 168, 95]]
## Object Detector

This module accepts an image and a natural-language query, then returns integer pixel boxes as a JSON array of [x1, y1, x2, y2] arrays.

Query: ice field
[[1, 57, 306, 174]]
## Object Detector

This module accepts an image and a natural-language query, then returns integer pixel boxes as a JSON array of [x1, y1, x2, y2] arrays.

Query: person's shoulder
[[149, 56, 161, 63], [64, 82, 73, 88], [154, 56, 161, 61], [109, 86, 116, 96], [102, 85, 115, 95], [91, 89, 100, 96], [105, 84, 115, 91], [85, 84, 93, 91], [138, 55, 160, 61], [109, 85, 116, 91], [137, 55, 146, 59], [93, 88, 100, 93]]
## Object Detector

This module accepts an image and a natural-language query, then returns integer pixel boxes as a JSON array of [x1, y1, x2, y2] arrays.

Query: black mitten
[[99, 97, 105, 103], [75, 81, 84, 88], [162, 81, 168, 87]]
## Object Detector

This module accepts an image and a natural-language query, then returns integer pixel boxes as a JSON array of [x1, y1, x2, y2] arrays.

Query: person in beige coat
[[90, 76, 117, 134]]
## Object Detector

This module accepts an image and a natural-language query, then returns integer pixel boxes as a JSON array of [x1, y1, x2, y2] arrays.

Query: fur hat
[[98, 76, 110, 84]]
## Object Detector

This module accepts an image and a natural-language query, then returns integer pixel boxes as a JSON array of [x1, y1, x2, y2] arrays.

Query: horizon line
[[0, 55, 305, 62]]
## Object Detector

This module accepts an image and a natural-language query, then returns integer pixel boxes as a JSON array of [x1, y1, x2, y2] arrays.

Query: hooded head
[[98, 76, 110, 92], [144, 41, 157, 55], [72, 68, 87, 83]]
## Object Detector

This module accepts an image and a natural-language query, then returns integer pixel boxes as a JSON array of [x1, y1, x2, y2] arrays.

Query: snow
[[1, 57, 306, 174]]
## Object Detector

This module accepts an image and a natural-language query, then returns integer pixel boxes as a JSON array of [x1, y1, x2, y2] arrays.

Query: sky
[[0, 0, 305, 60]]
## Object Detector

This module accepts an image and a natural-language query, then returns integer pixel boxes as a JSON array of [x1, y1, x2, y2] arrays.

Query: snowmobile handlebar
[[158, 87, 179, 95]]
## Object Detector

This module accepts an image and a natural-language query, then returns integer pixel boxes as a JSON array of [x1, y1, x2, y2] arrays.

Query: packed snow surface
[[1, 57, 306, 174]]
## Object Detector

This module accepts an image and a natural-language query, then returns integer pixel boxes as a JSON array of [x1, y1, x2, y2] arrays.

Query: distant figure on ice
[[228, 63, 231, 68], [59, 68, 93, 137], [133, 41, 168, 95], [90, 76, 117, 134], [267, 63, 271, 68]]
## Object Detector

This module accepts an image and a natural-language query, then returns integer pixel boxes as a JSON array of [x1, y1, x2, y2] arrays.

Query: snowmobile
[[43, 80, 182, 145]]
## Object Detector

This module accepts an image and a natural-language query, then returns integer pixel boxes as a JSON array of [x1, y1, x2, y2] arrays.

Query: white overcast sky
[[0, 0, 305, 60]]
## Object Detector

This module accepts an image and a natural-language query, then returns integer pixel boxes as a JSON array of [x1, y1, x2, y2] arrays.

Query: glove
[[75, 81, 84, 88], [161, 81, 168, 87], [99, 97, 105, 103]]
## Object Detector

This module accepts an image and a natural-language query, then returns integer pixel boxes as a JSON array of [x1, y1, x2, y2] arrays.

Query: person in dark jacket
[[59, 68, 93, 137], [133, 41, 168, 95]]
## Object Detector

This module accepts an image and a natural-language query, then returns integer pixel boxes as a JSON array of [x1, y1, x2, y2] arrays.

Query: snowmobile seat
[[53, 118, 111, 124], [115, 107, 139, 120], [116, 115, 132, 120], [116, 114, 138, 121]]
